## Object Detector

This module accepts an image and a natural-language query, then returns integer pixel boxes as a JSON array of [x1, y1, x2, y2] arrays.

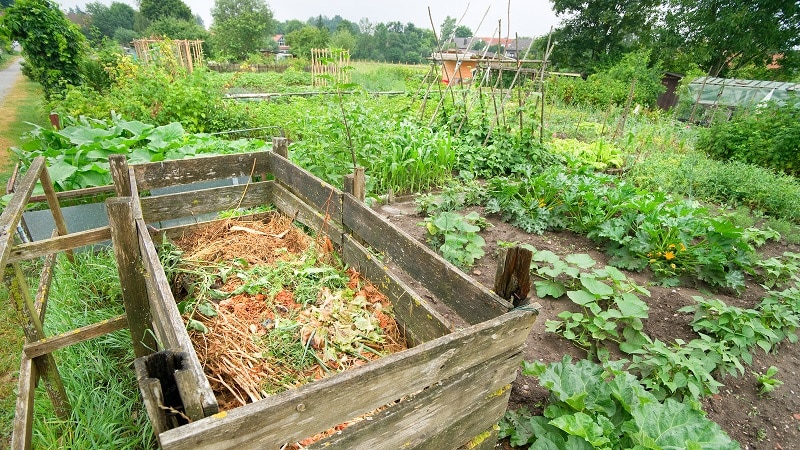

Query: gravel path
[[0, 57, 23, 104]]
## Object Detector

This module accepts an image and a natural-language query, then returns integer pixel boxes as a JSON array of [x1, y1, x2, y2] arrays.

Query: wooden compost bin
[[111, 145, 539, 449]]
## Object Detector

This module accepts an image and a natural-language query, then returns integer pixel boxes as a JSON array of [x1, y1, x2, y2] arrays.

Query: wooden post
[[493, 246, 533, 307], [9, 263, 72, 420], [37, 166, 74, 262], [107, 197, 157, 358], [343, 167, 365, 202], [11, 353, 36, 450], [109, 154, 132, 197], [49, 113, 60, 130], [272, 137, 288, 159]]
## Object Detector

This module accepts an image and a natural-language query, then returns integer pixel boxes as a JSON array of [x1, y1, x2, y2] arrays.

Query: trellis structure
[[311, 48, 351, 87], [133, 39, 205, 72]]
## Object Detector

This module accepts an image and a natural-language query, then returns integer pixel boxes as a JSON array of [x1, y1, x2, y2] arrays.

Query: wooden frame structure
[[133, 39, 205, 73], [5, 140, 539, 449], [311, 48, 351, 87]]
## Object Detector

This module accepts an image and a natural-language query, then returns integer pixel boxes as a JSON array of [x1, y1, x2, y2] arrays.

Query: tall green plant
[[1, 0, 88, 99]]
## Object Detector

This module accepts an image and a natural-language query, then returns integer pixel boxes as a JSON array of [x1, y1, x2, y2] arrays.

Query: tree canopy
[[211, 0, 276, 61], [1, 0, 87, 98], [85, 1, 135, 41], [140, 0, 193, 23]]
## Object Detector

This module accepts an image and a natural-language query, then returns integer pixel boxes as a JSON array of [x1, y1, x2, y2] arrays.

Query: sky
[[55, 0, 561, 38]]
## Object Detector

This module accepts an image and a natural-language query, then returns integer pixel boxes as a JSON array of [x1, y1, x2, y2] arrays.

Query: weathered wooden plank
[[269, 152, 342, 226], [132, 152, 272, 191], [342, 195, 511, 325], [34, 230, 58, 322], [107, 198, 157, 358], [109, 154, 132, 197], [23, 315, 129, 359], [309, 350, 518, 449], [272, 137, 288, 158], [494, 246, 533, 306], [11, 353, 36, 450], [270, 183, 343, 248], [0, 158, 44, 268], [28, 184, 115, 203], [137, 218, 219, 418], [10, 263, 71, 420], [340, 233, 452, 346], [140, 181, 273, 224], [38, 164, 73, 263], [147, 212, 277, 242], [6, 227, 111, 264], [158, 308, 537, 450]]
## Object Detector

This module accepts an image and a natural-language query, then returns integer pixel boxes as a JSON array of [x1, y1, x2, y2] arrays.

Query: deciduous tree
[[1, 0, 87, 98], [210, 0, 276, 61], [140, 0, 192, 23], [85, 1, 135, 40]]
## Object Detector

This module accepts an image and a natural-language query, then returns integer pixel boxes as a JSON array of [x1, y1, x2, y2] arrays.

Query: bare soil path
[[0, 57, 25, 170]]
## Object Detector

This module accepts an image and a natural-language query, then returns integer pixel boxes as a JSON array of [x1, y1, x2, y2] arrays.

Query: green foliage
[[548, 50, 665, 108], [547, 138, 624, 170], [753, 366, 783, 396], [145, 16, 209, 43], [139, 0, 193, 22], [54, 60, 248, 133], [499, 357, 738, 449], [628, 148, 800, 224], [484, 167, 755, 290], [422, 211, 488, 268], [696, 99, 800, 177], [10, 115, 267, 191], [210, 0, 276, 61], [286, 25, 329, 59], [85, 1, 136, 41], [1, 0, 88, 99], [550, 0, 659, 73]]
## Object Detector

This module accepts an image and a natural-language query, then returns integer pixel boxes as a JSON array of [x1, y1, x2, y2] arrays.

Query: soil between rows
[[373, 200, 800, 450]]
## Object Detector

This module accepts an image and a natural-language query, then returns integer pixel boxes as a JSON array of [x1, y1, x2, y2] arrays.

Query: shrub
[[696, 99, 800, 177]]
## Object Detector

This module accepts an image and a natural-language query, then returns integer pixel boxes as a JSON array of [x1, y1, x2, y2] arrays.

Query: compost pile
[[169, 213, 406, 411]]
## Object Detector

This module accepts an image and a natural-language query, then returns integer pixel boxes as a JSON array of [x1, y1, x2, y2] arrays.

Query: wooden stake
[[107, 197, 157, 358], [493, 246, 533, 306], [272, 137, 288, 159], [9, 263, 72, 420], [109, 154, 132, 197]]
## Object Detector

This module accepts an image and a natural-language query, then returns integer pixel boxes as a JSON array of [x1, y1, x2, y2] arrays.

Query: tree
[[1, 0, 15, 8], [1, 0, 87, 98], [285, 24, 328, 58], [210, 0, 275, 61], [145, 16, 207, 41], [550, 0, 659, 73], [140, 0, 192, 23], [439, 16, 456, 42], [454, 25, 472, 38], [664, 0, 800, 77], [331, 29, 356, 52], [85, 2, 136, 40]]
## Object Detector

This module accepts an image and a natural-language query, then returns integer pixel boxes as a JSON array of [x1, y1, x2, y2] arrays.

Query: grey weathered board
[[23, 315, 128, 359], [340, 233, 453, 345], [342, 195, 511, 325], [308, 350, 518, 449], [140, 182, 273, 224], [132, 152, 272, 191], [7, 226, 111, 264], [268, 152, 343, 225], [269, 182, 344, 248], [136, 217, 219, 419], [11, 354, 36, 450], [157, 308, 536, 450], [0, 158, 44, 267]]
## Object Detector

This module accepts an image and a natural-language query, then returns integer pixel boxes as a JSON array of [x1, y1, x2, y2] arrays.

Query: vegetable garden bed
[[108, 146, 539, 449]]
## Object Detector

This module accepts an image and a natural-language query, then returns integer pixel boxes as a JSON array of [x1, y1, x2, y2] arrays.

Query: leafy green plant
[[10, 115, 268, 191], [422, 211, 488, 268], [499, 357, 738, 449], [753, 366, 783, 396], [547, 138, 624, 170]]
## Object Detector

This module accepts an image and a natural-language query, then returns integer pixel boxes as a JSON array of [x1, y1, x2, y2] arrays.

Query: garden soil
[[375, 200, 800, 450]]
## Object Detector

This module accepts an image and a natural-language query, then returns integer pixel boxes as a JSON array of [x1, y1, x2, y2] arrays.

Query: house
[[273, 34, 290, 52], [452, 36, 534, 59]]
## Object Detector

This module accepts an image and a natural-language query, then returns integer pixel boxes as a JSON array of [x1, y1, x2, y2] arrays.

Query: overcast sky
[[55, 0, 561, 38]]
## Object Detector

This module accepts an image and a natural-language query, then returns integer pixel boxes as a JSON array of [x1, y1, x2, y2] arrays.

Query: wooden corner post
[[494, 246, 533, 307], [107, 197, 157, 358], [272, 137, 288, 159], [343, 167, 366, 202]]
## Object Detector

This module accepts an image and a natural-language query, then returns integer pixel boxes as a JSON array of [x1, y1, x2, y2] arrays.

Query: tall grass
[[15, 250, 153, 449]]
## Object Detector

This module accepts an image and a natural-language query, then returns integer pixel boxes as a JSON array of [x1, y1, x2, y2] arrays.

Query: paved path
[[0, 57, 23, 104]]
